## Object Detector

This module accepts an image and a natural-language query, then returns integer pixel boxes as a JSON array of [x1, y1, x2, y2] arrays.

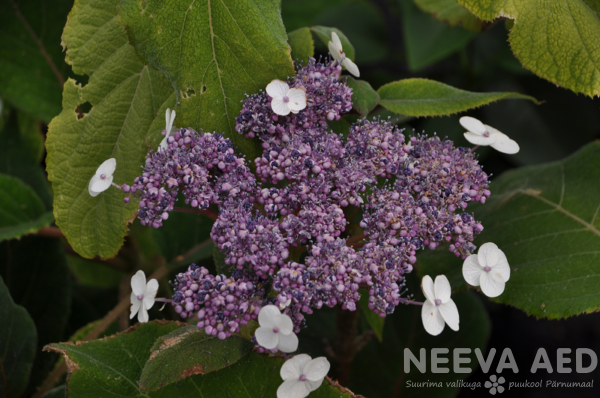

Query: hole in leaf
[[76, 102, 92, 120], [201, 85, 207, 94], [187, 88, 196, 97]]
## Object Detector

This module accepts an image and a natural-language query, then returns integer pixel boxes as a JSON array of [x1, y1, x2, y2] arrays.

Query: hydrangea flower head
[[328, 32, 359, 77], [421, 275, 459, 336], [130, 270, 159, 323], [89, 158, 116, 197], [266, 79, 307, 116], [278, 354, 330, 398], [255, 305, 298, 352], [463, 242, 511, 297], [460, 116, 519, 154]]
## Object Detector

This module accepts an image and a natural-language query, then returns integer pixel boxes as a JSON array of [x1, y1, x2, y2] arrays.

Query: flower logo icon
[[485, 374, 506, 395]]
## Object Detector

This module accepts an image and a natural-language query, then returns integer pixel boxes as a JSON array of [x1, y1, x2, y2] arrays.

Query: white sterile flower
[[463, 242, 511, 298], [88, 158, 116, 197], [328, 31, 360, 77], [255, 305, 298, 352], [421, 275, 459, 336], [277, 354, 330, 398], [159, 108, 177, 151], [459, 116, 519, 154], [130, 270, 159, 323], [266, 80, 307, 116]]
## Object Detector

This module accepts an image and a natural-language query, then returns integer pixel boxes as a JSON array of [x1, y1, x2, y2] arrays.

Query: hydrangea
[[126, 56, 492, 338]]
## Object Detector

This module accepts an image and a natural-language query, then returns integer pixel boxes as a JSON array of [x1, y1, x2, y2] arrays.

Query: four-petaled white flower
[[463, 242, 511, 297], [88, 158, 116, 197], [130, 270, 159, 323], [421, 275, 459, 336], [266, 80, 307, 116], [255, 305, 298, 352], [277, 354, 330, 398], [328, 31, 360, 77], [459, 116, 519, 154], [159, 108, 177, 151]]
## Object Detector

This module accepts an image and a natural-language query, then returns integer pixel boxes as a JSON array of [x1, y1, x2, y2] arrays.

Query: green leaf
[[288, 27, 315, 64], [151, 212, 213, 265], [48, 320, 361, 398], [0, 112, 52, 210], [377, 78, 538, 117], [118, 0, 295, 162], [421, 142, 600, 319], [0, 275, 37, 398], [67, 255, 125, 288], [17, 111, 44, 163], [456, 0, 600, 97], [351, 288, 490, 398], [412, 0, 483, 32], [0, 174, 53, 242], [400, 0, 476, 71], [359, 289, 384, 342], [139, 325, 253, 392], [311, 26, 356, 61], [345, 77, 379, 118], [46, 0, 175, 259], [0, 235, 71, 394], [0, 0, 72, 122]]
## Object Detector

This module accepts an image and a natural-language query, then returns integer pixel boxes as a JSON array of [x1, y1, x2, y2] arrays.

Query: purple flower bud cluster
[[122, 129, 256, 227], [171, 264, 264, 339], [125, 56, 491, 336], [235, 57, 352, 144]]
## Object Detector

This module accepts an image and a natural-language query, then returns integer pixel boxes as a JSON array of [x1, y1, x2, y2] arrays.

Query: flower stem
[[331, 307, 360, 385], [346, 233, 365, 245], [398, 298, 424, 306], [173, 206, 218, 221]]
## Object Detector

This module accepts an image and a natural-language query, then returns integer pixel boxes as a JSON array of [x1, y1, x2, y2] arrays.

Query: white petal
[[306, 379, 323, 393], [491, 260, 511, 283], [271, 98, 291, 116], [303, 357, 330, 381], [96, 158, 116, 177], [277, 379, 310, 398], [490, 133, 519, 154], [143, 279, 159, 310], [438, 300, 459, 331], [479, 272, 506, 297], [463, 255, 483, 286], [421, 275, 436, 303], [266, 79, 290, 100], [434, 275, 452, 304], [281, 354, 312, 380], [459, 116, 486, 135], [88, 174, 102, 197], [274, 314, 294, 335], [130, 292, 140, 319], [255, 327, 279, 349], [277, 331, 299, 353], [91, 175, 113, 193], [286, 88, 307, 111], [159, 136, 169, 151], [131, 270, 147, 296], [258, 305, 281, 328], [328, 41, 342, 61], [137, 301, 149, 323], [463, 132, 496, 146], [331, 31, 342, 50], [342, 58, 360, 77], [166, 108, 176, 134], [421, 301, 445, 336], [477, 242, 500, 268]]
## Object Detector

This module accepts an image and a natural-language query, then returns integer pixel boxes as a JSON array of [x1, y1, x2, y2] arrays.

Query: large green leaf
[[457, 0, 600, 97], [400, 0, 476, 71], [0, 0, 72, 122], [0, 174, 53, 242], [412, 0, 482, 32], [119, 0, 295, 161], [0, 276, 37, 398], [48, 320, 362, 398], [139, 325, 253, 391], [350, 289, 490, 398], [419, 142, 600, 319], [288, 27, 314, 64], [345, 77, 380, 118], [0, 236, 71, 394], [46, 0, 175, 259], [377, 78, 537, 117]]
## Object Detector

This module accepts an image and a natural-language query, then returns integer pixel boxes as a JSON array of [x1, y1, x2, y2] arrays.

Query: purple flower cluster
[[126, 56, 491, 339], [171, 264, 264, 339]]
